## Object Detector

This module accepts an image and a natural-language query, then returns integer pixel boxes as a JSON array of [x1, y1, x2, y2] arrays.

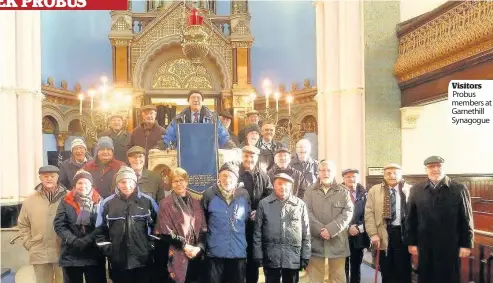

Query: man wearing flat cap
[[201, 162, 251, 283], [128, 104, 166, 164], [365, 162, 412, 283], [341, 168, 369, 283], [253, 173, 311, 283], [406, 156, 473, 283], [219, 110, 240, 147], [240, 123, 261, 147], [238, 110, 260, 144], [163, 90, 236, 149], [99, 114, 130, 162], [18, 165, 68, 283], [126, 146, 166, 202], [267, 146, 308, 198], [238, 145, 273, 283]]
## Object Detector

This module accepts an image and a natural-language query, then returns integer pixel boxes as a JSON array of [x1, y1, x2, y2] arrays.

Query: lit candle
[[88, 89, 96, 111], [250, 93, 256, 110], [274, 92, 280, 112], [265, 92, 270, 108], [287, 96, 293, 115], [78, 93, 84, 115]]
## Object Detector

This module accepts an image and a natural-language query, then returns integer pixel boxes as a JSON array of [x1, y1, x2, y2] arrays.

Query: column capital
[[400, 106, 423, 129], [312, 0, 324, 7]]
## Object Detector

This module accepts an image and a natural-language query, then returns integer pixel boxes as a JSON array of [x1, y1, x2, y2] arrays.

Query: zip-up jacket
[[95, 188, 158, 270]]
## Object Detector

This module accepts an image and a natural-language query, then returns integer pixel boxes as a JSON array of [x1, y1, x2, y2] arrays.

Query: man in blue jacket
[[163, 90, 236, 149], [201, 162, 251, 283]]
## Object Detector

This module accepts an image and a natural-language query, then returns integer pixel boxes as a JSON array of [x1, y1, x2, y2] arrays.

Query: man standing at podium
[[163, 90, 236, 149]]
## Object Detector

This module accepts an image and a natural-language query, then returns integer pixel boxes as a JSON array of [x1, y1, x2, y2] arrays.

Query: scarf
[[382, 180, 404, 220], [171, 191, 193, 218], [218, 183, 234, 205], [42, 186, 59, 203], [74, 189, 95, 226]]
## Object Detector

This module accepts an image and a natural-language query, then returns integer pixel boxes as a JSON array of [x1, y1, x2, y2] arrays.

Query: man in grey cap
[[18, 165, 68, 283], [59, 138, 92, 189], [253, 173, 311, 283], [406, 156, 473, 283], [99, 114, 130, 162], [83, 136, 125, 198], [365, 162, 412, 283], [238, 110, 260, 144]]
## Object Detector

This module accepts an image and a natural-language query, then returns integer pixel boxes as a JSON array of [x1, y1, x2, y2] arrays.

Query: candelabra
[[253, 79, 301, 152], [77, 76, 133, 147]]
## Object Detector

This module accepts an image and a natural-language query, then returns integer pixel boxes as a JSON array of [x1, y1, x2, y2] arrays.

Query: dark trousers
[[379, 226, 412, 283], [152, 241, 170, 283], [246, 223, 259, 283], [208, 257, 246, 283], [62, 264, 106, 283], [263, 268, 299, 283], [345, 247, 364, 283], [111, 267, 151, 283]]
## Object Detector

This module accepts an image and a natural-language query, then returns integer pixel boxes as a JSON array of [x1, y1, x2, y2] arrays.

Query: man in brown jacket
[[18, 165, 67, 283], [364, 163, 412, 283], [304, 160, 354, 283]]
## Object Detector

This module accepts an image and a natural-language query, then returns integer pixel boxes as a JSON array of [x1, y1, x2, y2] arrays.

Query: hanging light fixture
[[181, 3, 210, 67]]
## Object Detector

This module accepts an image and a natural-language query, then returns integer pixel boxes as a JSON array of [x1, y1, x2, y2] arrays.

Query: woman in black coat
[[53, 169, 106, 283]]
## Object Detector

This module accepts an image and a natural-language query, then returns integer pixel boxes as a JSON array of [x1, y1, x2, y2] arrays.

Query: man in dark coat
[[342, 169, 369, 283], [218, 110, 240, 147], [406, 156, 474, 283], [238, 145, 273, 283], [267, 147, 308, 199], [238, 110, 260, 144]]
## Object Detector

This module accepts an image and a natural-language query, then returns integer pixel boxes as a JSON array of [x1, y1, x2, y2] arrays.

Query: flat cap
[[383, 163, 401, 170], [219, 162, 239, 178], [242, 145, 260, 155], [218, 111, 233, 120], [342, 168, 359, 177], [275, 146, 290, 155], [108, 114, 124, 121], [127, 146, 146, 157], [246, 110, 259, 116], [38, 165, 60, 174], [423, 156, 445, 165], [273, 173, 294, 184], [141, 104, 157, 112]]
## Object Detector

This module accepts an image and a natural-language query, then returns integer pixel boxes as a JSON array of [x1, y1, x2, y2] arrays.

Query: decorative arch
[[133, 35, 231, 90], [151, 58, 214, 90], [42, 105, 65, 131], [301, 115, 317, 134], [68, 119, 83, 135], [295, 105, 317, 125], [42, 116, 59, 134]]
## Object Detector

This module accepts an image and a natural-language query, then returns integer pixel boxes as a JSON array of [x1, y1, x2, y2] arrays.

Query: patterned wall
[[363, 1, 402, 168]]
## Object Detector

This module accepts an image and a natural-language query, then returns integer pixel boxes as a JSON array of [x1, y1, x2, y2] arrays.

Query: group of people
[[17, 89, 474, 283]]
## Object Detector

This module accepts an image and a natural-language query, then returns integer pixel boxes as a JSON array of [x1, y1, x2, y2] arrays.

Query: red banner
[[0, 0, 127, 10]]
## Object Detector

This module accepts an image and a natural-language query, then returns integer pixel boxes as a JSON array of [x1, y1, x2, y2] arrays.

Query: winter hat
[[71, 138, 87, 151], [72, 169, 93, 188], [115, 166, 137, 184], [96, 136, 114, 151], [219, 162, 239, 178]]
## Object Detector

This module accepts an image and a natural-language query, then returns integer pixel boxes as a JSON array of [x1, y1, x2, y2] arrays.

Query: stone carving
[[42, 116, 58, 134], [394, 1, 493, 82], [231, 41, 251, 48], [61, 80, 68, 90], [291, 82, 298, 91], [231, 0, 248, 14], [303, 79, 311, 89], [151, 58, 213, 89], [400, 107, 422, 129], [47, 77, 55, 87], [74, 83, 81, 93], [232, 20, 250, 34], [222, 97, 233, 109]]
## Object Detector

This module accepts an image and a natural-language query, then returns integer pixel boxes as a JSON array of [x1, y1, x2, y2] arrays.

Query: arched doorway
[[300, 115, 318, 159], [42, 115, 59, 166]]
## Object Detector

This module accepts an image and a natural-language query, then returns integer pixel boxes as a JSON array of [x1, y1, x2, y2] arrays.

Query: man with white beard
[[290, 139, 318, 185], [304, 160, 353, 283]]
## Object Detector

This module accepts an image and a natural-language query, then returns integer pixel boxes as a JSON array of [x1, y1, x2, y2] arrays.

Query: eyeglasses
[[172, 179, 187, 184]]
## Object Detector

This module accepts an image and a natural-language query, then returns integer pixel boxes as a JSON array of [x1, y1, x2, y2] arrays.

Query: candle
[[78, 93, 84, 115], [88, 89, 96, 111], [287, 96, 293, 115], [265, 92, 270, 108], [250, 93, 256, 110], [274, 92, 280, 112]]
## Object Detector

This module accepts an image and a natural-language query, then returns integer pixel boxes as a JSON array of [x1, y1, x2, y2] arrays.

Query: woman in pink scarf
[[157, 167, 207, 283]]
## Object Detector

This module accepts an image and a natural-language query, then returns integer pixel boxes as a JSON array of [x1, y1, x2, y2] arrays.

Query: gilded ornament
[[152, 58, 213, 89], [303, 79, 311, 89], [61, 80, 68, 90], [181, 25, 210, 66], [112, 17, 131, 31], [231, 41, 251, 48], [47, 77, 55, 87], [394, 1, 493, 82], [232, 20, 249, 35]]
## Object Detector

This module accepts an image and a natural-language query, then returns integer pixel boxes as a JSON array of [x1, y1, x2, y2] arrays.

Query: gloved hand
[[72, 236, 91, 250], [299, 258, 309, 271], [253, 258, 263, 267]]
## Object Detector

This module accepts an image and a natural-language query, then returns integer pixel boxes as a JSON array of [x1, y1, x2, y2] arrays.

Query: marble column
[[0, 11, 20, 200], [0, 11, 43, 198], [315, 1, 365, 177]]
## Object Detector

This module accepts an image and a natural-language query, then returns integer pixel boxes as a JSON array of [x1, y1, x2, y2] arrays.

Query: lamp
[[78, 75, 133, 147]]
